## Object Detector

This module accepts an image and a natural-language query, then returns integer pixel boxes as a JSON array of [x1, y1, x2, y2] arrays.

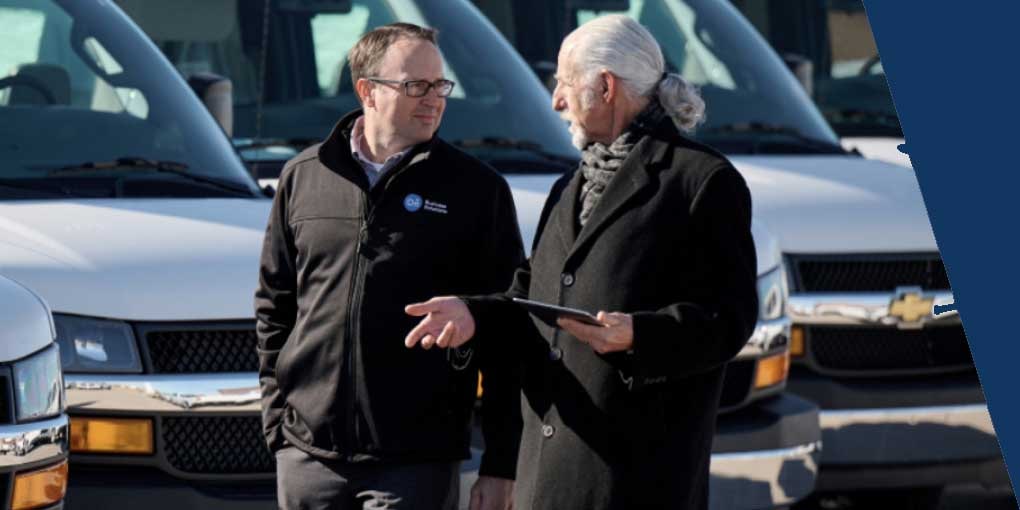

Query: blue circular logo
[[403, 193, 423, 212]]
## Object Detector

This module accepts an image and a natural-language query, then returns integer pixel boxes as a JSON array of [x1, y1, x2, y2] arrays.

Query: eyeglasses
[[366, 77, 456, 98]]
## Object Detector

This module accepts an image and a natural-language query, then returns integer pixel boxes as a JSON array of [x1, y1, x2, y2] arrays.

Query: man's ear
[[355, 78, 375, 108], [602, 70, 616, 103]]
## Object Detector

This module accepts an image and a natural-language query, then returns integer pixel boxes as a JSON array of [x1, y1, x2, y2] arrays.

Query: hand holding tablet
[[512, 298, 603, 327]]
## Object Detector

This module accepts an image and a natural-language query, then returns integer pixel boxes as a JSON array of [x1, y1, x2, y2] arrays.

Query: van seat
[[9, 64, 71, 106]]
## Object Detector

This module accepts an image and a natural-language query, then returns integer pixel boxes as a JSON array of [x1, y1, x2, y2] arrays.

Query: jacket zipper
[[344, 197, 367, 461], [343, 157, 425, 460]]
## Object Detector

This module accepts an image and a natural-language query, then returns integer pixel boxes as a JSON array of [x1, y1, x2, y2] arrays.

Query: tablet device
[[512, 298, 602, 327]]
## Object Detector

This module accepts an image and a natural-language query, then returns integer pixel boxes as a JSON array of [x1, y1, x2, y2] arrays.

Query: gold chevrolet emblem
[[889, 291, 935, 324]]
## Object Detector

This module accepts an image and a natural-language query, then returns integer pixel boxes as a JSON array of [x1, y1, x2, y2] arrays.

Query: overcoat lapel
[[565, 136, 669, 266]]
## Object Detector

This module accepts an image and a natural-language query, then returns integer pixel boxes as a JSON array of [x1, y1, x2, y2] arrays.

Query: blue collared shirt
[[350, 115, 411, 188]]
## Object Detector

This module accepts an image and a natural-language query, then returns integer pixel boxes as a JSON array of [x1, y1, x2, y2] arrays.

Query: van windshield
[[732, 0, 902, 138], [477, 0, 844, 155], [0, 0, 260, 199], [116, 0, 579, 174]]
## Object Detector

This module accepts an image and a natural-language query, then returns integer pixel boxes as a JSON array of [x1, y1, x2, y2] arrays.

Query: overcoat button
[[549, 347, 563, 361], [542, 425, 555, 438], [561, 273, 574, 286]]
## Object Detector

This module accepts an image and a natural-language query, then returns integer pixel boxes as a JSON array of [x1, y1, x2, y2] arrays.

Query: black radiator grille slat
[[0, 472, 10, 510], [808, 325, 972, 373], [147, 329, 258, 373], [162, 416, 274, 474], [791, 254, 951, 292], [719, 359, 755, 409], [0, 371, 12, 424]]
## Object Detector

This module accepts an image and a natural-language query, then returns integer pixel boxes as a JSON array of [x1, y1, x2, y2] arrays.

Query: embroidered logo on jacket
[[403, 194, 423, 212], [423, 200, 448, 214]]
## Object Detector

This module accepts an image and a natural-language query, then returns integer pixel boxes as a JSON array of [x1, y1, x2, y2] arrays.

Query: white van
[[730, 0, 910, 167], [0, 275, 68, 510], [474, 0, 1005, 506], [0, 0, 272, 508]]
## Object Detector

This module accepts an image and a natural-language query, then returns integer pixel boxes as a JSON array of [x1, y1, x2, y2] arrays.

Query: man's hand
[[470, 476, 513, 510], [557, 311, 634, 354], [404, 297, 476, 349]]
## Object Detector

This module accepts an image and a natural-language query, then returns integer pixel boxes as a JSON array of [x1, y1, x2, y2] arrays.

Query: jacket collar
[[318, 109, 440, 191]]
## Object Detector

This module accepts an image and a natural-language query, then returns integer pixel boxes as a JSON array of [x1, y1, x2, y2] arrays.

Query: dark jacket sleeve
[[628, 166, 759, 387], [465, 170, 572, 343], [253, 174, 297, 452], [468, 172, 572, 477], [473, 178, 526, 479]]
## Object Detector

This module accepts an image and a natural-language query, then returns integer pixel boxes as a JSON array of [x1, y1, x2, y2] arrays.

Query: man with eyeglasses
[[256, 22, 523, 510]]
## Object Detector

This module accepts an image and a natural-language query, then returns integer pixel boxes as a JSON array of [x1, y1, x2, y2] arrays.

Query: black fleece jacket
[[255, 110, 524, 477]]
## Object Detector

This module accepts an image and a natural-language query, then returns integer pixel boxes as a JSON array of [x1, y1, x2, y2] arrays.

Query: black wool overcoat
[[468, 115, 759, 510]]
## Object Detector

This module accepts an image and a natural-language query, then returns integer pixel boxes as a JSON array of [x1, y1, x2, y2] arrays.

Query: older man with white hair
[[406, 15, 758, 510]]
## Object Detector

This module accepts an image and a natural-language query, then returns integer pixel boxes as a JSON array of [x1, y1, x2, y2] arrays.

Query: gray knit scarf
[[578, 100, 668, 226]]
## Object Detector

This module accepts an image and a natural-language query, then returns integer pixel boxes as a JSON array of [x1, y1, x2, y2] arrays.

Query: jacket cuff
[[626, 306, 703, 390], [461, 294, 510, 341], [478, 445, 518, 480]]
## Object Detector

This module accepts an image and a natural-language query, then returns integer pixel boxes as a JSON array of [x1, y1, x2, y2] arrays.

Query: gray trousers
[[275, 446, 460, 510]]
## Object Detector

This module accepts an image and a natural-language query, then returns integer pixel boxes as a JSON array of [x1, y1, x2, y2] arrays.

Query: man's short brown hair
[[348, 23, 439, 85]]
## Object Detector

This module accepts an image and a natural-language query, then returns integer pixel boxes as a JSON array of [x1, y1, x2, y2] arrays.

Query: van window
[[0, 4, 137, 116], [578, 1, 737, 90], [731, 0, 901, 138], [0, 0, 259, 199], [476, 0, 844, 155], [311, 11, 373, 95], [0, 7, 46, 75], [117, 0, 579, 170]]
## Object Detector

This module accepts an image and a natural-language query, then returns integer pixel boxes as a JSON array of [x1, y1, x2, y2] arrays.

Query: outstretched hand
[[404, 296, 476, 349]]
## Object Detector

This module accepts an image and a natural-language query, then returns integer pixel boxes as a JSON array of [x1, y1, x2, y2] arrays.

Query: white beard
[[568, 123, 590, 150], [562, 111, 591, 150], [564, 88, 598, 150]]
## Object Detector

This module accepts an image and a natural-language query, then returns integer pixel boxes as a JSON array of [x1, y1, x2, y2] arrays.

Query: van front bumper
[[709, 393, 821, 509], [64, 375, 822, 510], [787, 369, 1007, 490], [0, 415, 69, 510], [815, 403, 1006, 491]]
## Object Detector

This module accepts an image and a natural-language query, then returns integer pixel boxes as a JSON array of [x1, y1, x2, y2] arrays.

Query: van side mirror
[[782, 53, 814, 97], [187, 73, 234, 137]]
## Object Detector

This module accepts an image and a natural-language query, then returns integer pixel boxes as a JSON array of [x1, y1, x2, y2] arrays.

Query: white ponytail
[[657, 72, 705, 132]]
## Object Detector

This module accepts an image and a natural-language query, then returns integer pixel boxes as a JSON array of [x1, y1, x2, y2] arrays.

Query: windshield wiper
[[699, 122, 849, 155], [233, 138, 320, 151], [830, 108, 901, 125], [0, 180, 80, 198], [46, 157, 255, 197], [451, 137, 576, 166]]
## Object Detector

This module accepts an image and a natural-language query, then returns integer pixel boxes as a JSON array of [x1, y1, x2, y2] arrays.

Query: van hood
[[504, 175, 781, 276], [0, 275, 54, 361], [506, 154, 935, 268], [731, 155, 936, 254], [0, 199, 271, 321]]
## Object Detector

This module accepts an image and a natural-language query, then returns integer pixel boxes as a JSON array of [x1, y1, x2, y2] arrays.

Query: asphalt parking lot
[[793, 484, 1016, 509], [940, 484, 1016, 510]]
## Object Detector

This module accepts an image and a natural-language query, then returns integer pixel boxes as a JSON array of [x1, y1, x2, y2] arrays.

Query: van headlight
[[13, 344, 63, 422], [757, 266, 787, 321], [53, 314, 142, 373]]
